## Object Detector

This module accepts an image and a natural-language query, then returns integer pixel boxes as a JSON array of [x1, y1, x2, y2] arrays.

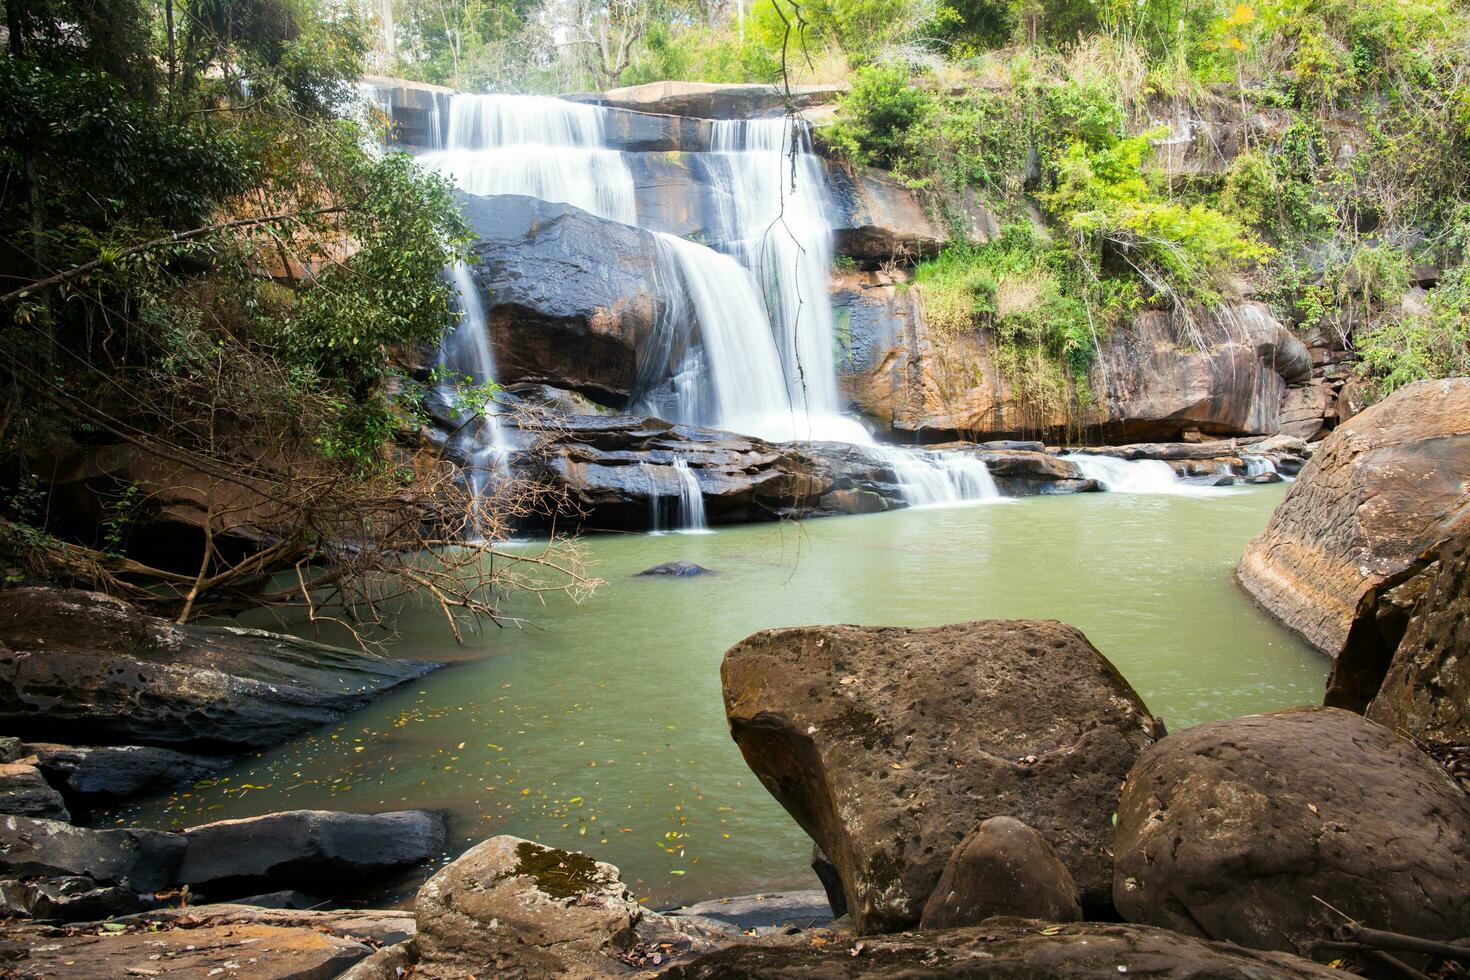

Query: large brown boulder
[[1113, 706, 1470, 957], [1238, 378, 1470, 661], [1364, 528, 1470, 746], [919, 816, 1081, 928], [653, 921, 1350, 979], [0, 587, 436, 752], [720, 621, 1158, 934]]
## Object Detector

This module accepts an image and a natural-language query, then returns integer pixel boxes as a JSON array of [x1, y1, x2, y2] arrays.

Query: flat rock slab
[[0, 816, 184, 892], [666, 890, 833, 935], [0, 587, 437, 752], [1113, 706, 1470, 956], [0, 762, 70, 820], [117, 904, 417, 947], [178, 809, 447, 893], [721, 620, 1157, 933], [651, 921, 1351, 978], [0, 922, 371, 979], [24, 743, 226, 805]]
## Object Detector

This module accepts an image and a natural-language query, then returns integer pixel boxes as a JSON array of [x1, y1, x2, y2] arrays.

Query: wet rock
[[826, 166, 990, 261], [178, 809, 447, 895], [23, 743, 226, 807], [721, 620, 1157, 933], [1113, 706, 1470, 957], [11, 875, 154, 922], [812, 844, 847, 918], [637, 561, 714, 577], [1238, 378, 1470, 664], [457, 194, 666, 408], [363, 74, 452, 148], [414, 835, 692, 978], [0, 587, 437, 752], [652, 920, 1348, 978], [666, 890, 833, 936], [567, 80, 845, 119], [1365, 529, 1470, 747], [919, 816, 1081, 929], [0, 763, 69, 820], [0, 921, 372, 979], [0, 816, 184, 892]]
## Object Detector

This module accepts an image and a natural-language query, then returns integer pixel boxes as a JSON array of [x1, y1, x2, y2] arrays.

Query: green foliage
[[621, 21, 781, 85], [827, 64, 933, 168], [1355, 266, 1470, 400], [748, 0, 929, 62]]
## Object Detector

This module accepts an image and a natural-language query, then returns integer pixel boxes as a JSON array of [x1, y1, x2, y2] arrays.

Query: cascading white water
[[414, 91, 997, 510], [441, 262, 508, 498], [673, 458, 709, 532], [1069, 454, 1221, 495], [419, 95, 636, 224], [648, 458, 710, 534], [1243, 454, 1278, 477]]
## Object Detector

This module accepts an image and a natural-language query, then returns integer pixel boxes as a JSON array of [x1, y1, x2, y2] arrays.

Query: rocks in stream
[[0, 587, 438, 753], [0, 816, 185, 892], [0, 763, 70, 820], [1112, 706, 1470, 957], [177, 809, 448, 894], [22, 743, 225, 810], [720, 620, 1158, 933], [919, 816, 1081, 929], [1238, 378, 1470, 664], [638, 561, 714, 577]]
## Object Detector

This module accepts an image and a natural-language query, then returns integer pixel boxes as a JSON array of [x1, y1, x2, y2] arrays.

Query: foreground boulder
[[1365, 529, 1470, 745], [721, 621, 1158, 933], [1113, 706, 1470, 956], [177, 809, 447, 894], [0, 816, 184, 892], [1238, 378, 1470, 663], [653, 921, 1349, 978], [919, 816, 1080, 929], [0, 587, 437, 752], [414, 835, 720, 977]]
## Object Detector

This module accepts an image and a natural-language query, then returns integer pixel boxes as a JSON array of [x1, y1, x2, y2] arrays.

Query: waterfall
[[441, 262, 507, 498], [673, 458, 709, 532], [1243, 454, 1277, 477], [418, 92, 996, 511]]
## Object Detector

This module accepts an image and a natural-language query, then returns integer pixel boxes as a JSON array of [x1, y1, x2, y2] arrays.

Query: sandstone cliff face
[[1238, 378, 1470, 660]]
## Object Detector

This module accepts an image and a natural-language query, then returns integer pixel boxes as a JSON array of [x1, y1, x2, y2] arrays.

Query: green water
[[110, 487, 1326, 907]]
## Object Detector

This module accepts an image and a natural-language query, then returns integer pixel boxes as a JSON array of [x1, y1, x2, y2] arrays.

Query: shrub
[[828, 64, 934, 169]]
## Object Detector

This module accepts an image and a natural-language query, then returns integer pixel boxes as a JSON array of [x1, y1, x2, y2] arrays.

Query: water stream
[[110, 488, 1325, 907]]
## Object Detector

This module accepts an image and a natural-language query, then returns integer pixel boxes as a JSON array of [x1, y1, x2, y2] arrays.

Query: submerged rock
[[177, 809, 448, 894], [919, 816, 1081, 929], [651, 921, 1349, 978], [638, 561, 714, 577], [720, 620, 1158, 933], [1238, 378, 1470, 666], [1113, 706, 1470, 957], [0, 587, 438, 752]]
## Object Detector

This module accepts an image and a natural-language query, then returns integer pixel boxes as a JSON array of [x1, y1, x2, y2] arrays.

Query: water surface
[[111, 487, 1326, 907]]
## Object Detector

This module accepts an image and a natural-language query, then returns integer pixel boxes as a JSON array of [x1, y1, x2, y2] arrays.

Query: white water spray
[[1069, 454, 1229, 495]]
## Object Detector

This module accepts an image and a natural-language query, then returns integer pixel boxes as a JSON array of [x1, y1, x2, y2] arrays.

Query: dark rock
[[1365, 529, 1470, 747], [363, 74, 452, 148], [0, 763, 70, 820], [0, 587, 438, 753], [178, 809, 448, 894], [652, 920, 1349, 978], [505, 382, 613, 415], [720, 620, 1157, 933], [24, 743, 226, 806], [229, 890, 325, 910], [456, 194, 665, 408], [666, 890, 833, 935], [1113, 706, 1470, 957], [17, 875, 154, 922], [0, 737, 21, 763], [812, 844, 847, 918], [919, 816, 1081, 929], [637, 561, 714, 577], [0, 921, 373, 979], [0, 816, 184, 892], [1239, 378, 1470, 664]]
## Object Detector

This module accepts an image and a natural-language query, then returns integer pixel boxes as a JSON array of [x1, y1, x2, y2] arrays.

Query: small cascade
[[1069, 455, 1195, 494], [1243, 454, 1278, 477], [441, 262, 508, 498], [672, 458, 710, 532], [879, 449, 1002, 507]]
